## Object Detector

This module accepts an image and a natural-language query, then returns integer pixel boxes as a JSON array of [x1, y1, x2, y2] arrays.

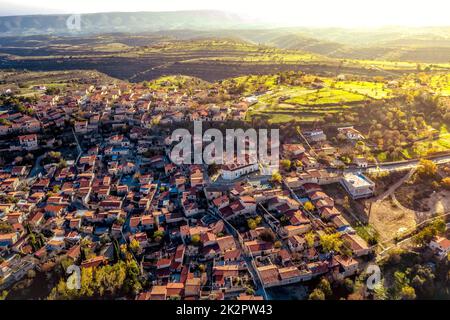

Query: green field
[[245, 76, 392, 123], [284, 88, 366, 105], [402, 125, 450, 158], [429, 74, 450, 96], [328, 80, 393, 99]]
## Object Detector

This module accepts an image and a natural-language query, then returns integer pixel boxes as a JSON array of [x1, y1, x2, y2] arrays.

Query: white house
[[429, 236, 450, 259], [340, 173, 375, 199], [18, 134, 38, 150], [338, 126, 364, 140], [303, 129, 326, 142], [353, 157, 368, 168], [221, 162, 259, 180]]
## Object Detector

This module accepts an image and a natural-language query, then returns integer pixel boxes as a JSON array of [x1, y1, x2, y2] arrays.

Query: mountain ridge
[[0, 10, 263, 36]]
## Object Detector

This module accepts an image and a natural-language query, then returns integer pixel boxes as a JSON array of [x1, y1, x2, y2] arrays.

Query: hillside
[[155, 28, 450, 63], [2, 10, 450, 64], [0, 10, 255, 36]]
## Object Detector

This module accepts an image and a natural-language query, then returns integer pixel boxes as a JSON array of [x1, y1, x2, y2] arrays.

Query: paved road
[[71, 128, 82, 162], [29, 153, 45, 178], [368, 154, 450, 173], [210, 171, 270, 187], [335, 153, 450, 175]]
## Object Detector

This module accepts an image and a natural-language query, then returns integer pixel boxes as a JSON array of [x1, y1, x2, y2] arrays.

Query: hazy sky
[[0, 0, 449, 27]]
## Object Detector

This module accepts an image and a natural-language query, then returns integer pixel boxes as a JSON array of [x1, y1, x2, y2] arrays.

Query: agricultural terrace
[[343, 59, 450, 71], [246, 76, 393, 124], [403, 125, 450, 158]]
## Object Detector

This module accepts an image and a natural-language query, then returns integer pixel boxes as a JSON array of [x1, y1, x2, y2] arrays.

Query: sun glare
[[1, 0, 450, 27]]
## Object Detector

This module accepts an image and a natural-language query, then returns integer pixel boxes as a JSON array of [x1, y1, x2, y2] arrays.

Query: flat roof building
[[340, 173, 375, 199]]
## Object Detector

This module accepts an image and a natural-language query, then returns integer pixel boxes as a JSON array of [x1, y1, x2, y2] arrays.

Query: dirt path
[[371, 168, 416, 202]]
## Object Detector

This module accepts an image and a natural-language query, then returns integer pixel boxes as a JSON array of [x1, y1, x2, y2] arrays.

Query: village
[[0, 77, 449, 301]]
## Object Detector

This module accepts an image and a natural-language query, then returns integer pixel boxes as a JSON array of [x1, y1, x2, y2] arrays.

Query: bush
[[247, 219, 257, 230], [270, 172, 282, 184], [344, 278, 354, 293], [303, 201, 315, 212], [280, 159, 291, 171], [417, 159, 437, 179], [441, 177, 450, 190], [259, 229, 275, 243], [318, 278, 333, 297], [319, 233, 343, 253], [400, 286, 416, 300], [309, 288, 325, 300], [191, 234, 201, 245], [414, 218, 446, 246]]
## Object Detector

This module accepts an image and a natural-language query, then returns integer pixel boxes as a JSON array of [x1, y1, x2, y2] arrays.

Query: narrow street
[[206, 207, 268, 300]]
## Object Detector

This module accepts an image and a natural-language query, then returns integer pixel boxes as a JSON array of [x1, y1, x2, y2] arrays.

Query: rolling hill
[[0, 10, 256, 36]]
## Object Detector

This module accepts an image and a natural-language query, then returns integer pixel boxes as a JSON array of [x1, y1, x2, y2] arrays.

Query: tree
[[303, 201, 315, 212], [305, 231, 315, 248], [191, 234, 201, 245], [153, 230, 164, 239], [116, 217, 125, 226], [414, 227, 435, 246], [417, 159, 437, 179], [124, 259, 142, 295], [309, 288, 325, 300], [0, 290, 8, 300], [441, 177, 450, 190], [373, 283, 388, 300], [343, 278, 354, 294], [49, 254, 143, 300], [414, 218, 446, 246], [318, 278, 333, 297], [247, 216, 262, 230], [410, 264, 436, 298], [270, 172, 282, 185], [319, 233, 343, 253], [247, 219, 257, 230], [45, 87, 61, 95], [94, 262, 127, 296], [400, 286, 416, 300], [129, 239, 140, 254], [280, 159, 291, 171], [293, 159, 303, 167], [246, 287, 255, 295], [392, 271, 410, 299], [247, 218, 258, 230], [259, 229, 275, 243]]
